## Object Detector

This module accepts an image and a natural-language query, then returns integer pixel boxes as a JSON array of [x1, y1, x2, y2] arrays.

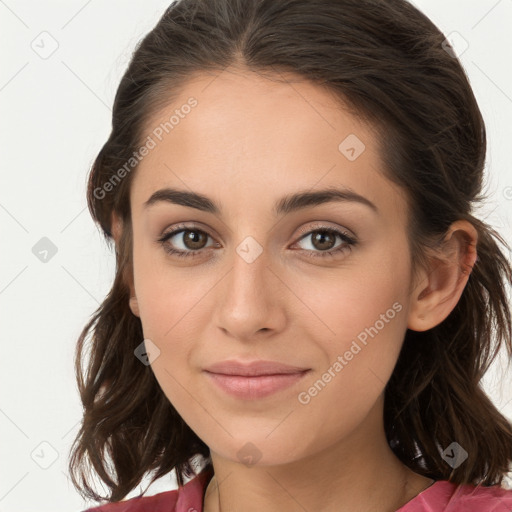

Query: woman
[[69, 0, 512, 510]]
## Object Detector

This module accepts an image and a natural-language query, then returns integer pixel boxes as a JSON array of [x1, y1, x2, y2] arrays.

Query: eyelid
[[159, 221, 217, 239], [294, 221, 355, 241], [158, 222, 219, 246]]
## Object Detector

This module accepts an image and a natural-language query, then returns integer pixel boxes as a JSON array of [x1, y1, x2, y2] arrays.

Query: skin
[[112, 66, 478, 512]]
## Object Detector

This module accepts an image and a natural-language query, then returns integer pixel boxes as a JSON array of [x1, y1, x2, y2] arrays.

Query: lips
[[202, 360, 311, 399], [203, 359, 310, 376]]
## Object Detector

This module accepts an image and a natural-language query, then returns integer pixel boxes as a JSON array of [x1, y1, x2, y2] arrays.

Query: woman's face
[[128, 68, 417, 466]]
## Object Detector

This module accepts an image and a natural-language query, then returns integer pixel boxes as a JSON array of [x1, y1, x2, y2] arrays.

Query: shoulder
[[398, 479, 512, 511], [82, 489, 179, 512], [449, 481, 512, 510], [81, 467, 214, 512]]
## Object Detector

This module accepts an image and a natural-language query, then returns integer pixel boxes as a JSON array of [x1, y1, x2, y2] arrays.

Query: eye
[[157, 224, 218, 259], [293, 225, 357, 259]]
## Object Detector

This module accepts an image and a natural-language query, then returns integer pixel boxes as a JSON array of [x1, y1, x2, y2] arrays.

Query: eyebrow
[[143, 186, 378, 216]]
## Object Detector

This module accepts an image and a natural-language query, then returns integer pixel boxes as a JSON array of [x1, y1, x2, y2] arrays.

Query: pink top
[[83, 467, 512, 512]]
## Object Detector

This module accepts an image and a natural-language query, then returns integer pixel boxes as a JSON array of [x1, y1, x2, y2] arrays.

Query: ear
[[407, 220, 478, 332], [111, 210, 123, 247], [111, 211, 140, 318]]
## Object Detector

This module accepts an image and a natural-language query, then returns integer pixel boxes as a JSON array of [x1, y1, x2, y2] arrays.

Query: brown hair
[[68, 0, 512, 503]]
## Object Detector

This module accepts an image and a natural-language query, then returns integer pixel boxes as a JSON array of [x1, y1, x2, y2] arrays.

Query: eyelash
[[157, 223, 357, 260]]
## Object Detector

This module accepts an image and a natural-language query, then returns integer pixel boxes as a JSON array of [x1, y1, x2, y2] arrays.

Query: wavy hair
[[68, 0, 512, 502]]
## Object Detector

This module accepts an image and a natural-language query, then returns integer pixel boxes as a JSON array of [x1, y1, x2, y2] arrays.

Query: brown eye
[[157, 226, 217, 258], [180, 230, 209, 250], [294, 227, 357, 259], [309, 230, 337, 251]]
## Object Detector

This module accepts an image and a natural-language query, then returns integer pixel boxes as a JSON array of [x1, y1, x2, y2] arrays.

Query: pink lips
[[203, 360, 311, 399]]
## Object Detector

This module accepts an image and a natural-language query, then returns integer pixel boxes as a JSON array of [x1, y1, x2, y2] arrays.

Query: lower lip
[[204, 370, 310, 399]]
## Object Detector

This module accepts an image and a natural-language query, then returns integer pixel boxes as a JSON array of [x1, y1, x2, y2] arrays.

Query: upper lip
[[203, 360, 310, 376]]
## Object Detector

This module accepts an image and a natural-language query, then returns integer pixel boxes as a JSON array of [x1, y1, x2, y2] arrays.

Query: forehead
[[130, 67, 407, 224]]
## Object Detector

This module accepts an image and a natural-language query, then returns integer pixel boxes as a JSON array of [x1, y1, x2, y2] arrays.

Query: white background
[[1, 1, 511, 511]]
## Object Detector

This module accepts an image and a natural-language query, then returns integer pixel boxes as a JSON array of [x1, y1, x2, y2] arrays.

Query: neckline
[[200, 469, 442, 511], [396, 478, 445, 511]]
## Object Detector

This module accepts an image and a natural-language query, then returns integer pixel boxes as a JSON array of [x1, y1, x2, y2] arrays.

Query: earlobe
[[407, 221, 478, 332], [111, 211, 123, 246], [129, 295, 140, 317]]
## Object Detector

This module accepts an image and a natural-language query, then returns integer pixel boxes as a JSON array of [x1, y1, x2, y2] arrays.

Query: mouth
[[203, 359, 310, 376], [203, 369, 311, 400]]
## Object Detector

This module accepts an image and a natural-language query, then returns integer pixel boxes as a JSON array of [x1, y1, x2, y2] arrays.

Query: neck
[[202, 400, 433, 512]]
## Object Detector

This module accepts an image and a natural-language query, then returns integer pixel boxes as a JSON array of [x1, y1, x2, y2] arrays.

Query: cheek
[[134, 271, 206, 415], [132, 232, 212, 339], [291, 273, 410, 456], [298, 244, 411, 404], [135, 272, 215, 388], [306, 246, 411, 350], [131, 244, 206, 401]]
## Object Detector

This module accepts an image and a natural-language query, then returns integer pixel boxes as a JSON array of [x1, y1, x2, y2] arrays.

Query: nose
[[213, 240, 286, 342]]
